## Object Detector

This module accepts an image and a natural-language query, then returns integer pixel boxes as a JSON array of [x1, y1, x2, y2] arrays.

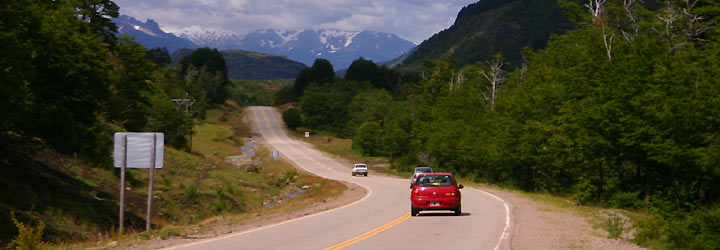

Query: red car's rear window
[[415, 175, 455, 187]]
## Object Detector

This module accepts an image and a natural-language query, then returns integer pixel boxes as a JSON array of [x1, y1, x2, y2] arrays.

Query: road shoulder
[[480, 188, 646, 250]]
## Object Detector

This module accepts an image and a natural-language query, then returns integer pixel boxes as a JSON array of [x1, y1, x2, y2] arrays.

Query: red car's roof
[[417, 173, 453, 177]]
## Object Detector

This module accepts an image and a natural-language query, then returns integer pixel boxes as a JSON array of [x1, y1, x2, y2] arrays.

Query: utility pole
[[171, 92, 196, 150]]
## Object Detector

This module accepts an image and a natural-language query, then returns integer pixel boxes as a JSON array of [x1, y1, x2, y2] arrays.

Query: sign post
[[114, 133, 164, 234], [146, 133, 156, 233], [118, 135, 127, 234]]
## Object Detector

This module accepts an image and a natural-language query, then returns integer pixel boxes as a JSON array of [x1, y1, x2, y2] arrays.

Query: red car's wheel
[[411, 205, 419, 216], [454, 204, 462, 216]]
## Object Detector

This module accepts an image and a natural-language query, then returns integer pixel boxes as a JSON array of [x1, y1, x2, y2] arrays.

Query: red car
[[410, 173, 463, 216]]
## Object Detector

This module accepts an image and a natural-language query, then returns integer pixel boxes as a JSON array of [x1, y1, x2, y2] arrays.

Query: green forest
[[0, 0, 244, 246], [282, 1, 720, 248]]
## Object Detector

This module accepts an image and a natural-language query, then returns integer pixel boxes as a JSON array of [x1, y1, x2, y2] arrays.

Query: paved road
[[169, 106, 511, 250]]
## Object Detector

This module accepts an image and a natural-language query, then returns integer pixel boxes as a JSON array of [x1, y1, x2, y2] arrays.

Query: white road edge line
[[473, 188, 512, 250], [163, 107, 373, 250]]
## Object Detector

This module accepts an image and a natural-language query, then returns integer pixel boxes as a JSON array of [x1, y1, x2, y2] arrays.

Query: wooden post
[[119, 135, 127, 235], [146, 133, 157, 233]]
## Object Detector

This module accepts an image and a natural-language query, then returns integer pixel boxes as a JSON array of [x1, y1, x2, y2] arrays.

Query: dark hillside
[[401, 0, 574, 68], [173, 49, 307, 80], [222, 50, 308, 80], [0, 136, 144, 244]]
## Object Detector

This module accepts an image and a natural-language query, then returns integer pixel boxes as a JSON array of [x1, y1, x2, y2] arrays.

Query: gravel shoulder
[[480, 188, 646, 250]]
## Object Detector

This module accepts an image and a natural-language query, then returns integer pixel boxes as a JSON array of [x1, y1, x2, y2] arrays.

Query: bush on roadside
[[185, 185, 199, 204], [158, 225, 181, 240], [602, 213, 624, 239], [352, 121, 382, 156], [633, 213, 666, 246], [7, 212, 49, 250], [665, 206, 720, 250], [282, 108, 303, 130]]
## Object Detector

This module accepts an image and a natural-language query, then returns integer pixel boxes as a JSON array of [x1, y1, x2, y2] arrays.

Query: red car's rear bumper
[[411, 196, 460, 210]]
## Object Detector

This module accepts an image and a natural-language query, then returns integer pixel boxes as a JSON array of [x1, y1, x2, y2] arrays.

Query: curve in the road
[[167, 106, 512, 250]]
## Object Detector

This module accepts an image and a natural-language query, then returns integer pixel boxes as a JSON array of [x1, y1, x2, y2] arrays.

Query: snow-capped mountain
[[178, 27, 245, 51], [236, 29, 416, 69], [114, 15, 416, 70], [178, 28, 416, 70], [113, 15, 196, 52]]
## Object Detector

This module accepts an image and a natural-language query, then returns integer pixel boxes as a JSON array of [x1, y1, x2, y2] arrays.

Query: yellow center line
[[323, 213, 411, 250], [256, 107, 413, 249]]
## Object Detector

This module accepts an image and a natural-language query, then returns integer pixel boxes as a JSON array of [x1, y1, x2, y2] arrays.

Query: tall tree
[[147, 47, 172, 67], [105, 36, 155, 131], [179, 48, 230, 104], [290, 59, 336, 99], [0, 0, 114, 160]]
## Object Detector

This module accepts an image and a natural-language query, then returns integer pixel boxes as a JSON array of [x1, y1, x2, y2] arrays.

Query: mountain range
[[114, 15, 197, 53], [113, 15, 416, 70], [183, 28, 415, 70]]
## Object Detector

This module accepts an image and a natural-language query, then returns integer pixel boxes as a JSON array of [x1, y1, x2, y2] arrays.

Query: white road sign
[[114, 133, 164, 168]]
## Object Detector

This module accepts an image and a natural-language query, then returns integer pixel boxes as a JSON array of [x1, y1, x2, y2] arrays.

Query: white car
[[352, 164, 368, 176], [410, 167, 433, 186]]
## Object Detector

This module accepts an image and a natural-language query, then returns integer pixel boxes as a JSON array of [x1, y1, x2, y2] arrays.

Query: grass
[[191, 123, 241, 158], [191, 101, 246, 160]]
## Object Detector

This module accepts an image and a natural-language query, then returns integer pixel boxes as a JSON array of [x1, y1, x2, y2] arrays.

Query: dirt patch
[[114, 181, 366, 250], [480, 189, 646, 250]]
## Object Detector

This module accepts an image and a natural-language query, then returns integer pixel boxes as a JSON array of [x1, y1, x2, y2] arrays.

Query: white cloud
[[114, 0, 477, 44]]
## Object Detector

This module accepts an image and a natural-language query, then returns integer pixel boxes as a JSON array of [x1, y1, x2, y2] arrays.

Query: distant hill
[[113, 15, 196, 52], [221, 50, 307, 80], [400, 0, 574, 68], [171, 49, 307, 80]]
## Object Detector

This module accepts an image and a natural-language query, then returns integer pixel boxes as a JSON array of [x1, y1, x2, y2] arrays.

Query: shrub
[[7, 212, 49, 250], [212, 200, 228, 213], [571, 177, 595, 205], [352, 121, 382, 156], [282, 108, 303, 130], [158, 225, 181, 240], [185, 185, 199, 203], [666, 207, 720, 250], [396, 153, 419, 170], [602, 213, 624, 239], [284, 170, 298, 181], [608, 191, 643, 210], [633, 213, 665, 246]]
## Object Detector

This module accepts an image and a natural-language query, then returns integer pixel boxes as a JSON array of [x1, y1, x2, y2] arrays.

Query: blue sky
[[114, 0, 478, 44]]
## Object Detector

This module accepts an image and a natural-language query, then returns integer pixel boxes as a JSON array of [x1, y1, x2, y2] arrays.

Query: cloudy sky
[[114, 0, 478, 44]]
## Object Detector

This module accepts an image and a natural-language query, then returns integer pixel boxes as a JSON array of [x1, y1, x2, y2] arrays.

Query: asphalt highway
[[168, 106, 511, 250]]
